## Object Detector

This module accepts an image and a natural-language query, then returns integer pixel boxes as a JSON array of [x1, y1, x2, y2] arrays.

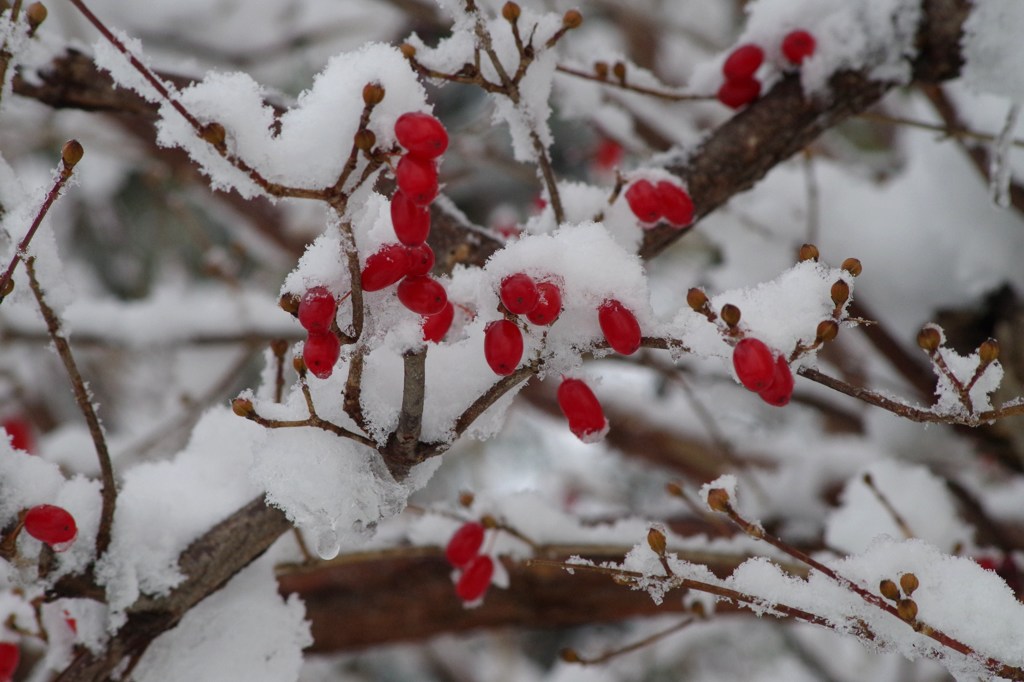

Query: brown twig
[[383, 347, 428, 477], [555, 64, 713, 103], [564, 616, 696, 665], [862, 473, 915, 539]]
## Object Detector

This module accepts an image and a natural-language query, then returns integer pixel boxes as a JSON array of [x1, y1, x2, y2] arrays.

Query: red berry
[[484, 320, 524, 375], [526, 281, 562, 326], [624, 179, 663, 224], [655, 181, 694, 227], [395, 155, 439, 206], [24, 504, 77, 546], [758, 355, 794, 406], [723, 43, 764, 80], [445, 521, 485, 567], [422, 300, 455, 343], [0, 642, 19, 681], [455, 554, 494, 602], [394, 112, 449, 159], [406, 243, 435, 277], [297, 286, 337, 333], [733, 338, 776, 392], [717, 77, 761, 109], [361, 244, 412, 292], [303, 332, 341, 379], [557, 378, 608, 442], [781, 29, 816, 65], [594, 138, 623, 171], [397, 275, 447, 315], [391, 190, 431, 246], [499, 273, 539, 315], [598, 299, 642, 355], [2, 417, 35, 454]]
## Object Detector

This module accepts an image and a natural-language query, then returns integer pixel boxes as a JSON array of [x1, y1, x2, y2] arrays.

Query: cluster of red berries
[[732, 337, 794, 406], [624, 179, 694, 228], [716, 29, 817, 110], [556, 377, 607, 442], [361, 112, 454, 342], [298, 286, 340, 379], [445, 521, 494, 603], [0, 642, 18, 682], [483, 273, 563, 375]]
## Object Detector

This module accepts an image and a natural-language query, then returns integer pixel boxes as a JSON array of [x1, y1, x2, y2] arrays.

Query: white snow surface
[[962, 0, 1024, 100]]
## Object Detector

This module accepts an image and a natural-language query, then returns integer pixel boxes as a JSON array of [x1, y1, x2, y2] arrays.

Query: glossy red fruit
[[2, 417, 35, 454], [0, 642, 19, 681], [624, 179, 662, 224], [455, 554, 494, 602], [782, 29, 816, 65], [759, 355, 794, 406], [422, 300, 455, 343], [304, 332, 341, 379], [717, 77, 761, 109], [557, 378, 608, 442], [394, 112, 449, 159], [395, 155, 439, 206], [406, 243, 435, 277], [361, 244, 412, 292], [733, 338, 776, 392], [594, 138, 623, 171], [397, 275, 447, 315], [655, 181, 694, 227], [598, 299, 642, 355], [391, 190, 431, 246], [24, 504, 77, 546], [526, 281, 562, 326], [723, 43, 764, 80], [445, 521, 485, 567], [297, 286, 337, 333], [484, 320, 524, 375], [499, 273, 539, 314]]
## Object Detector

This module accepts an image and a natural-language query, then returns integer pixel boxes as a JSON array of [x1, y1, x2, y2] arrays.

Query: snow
[[962, 0, 1024, 101]]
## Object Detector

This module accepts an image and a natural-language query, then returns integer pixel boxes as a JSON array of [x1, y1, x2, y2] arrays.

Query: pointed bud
[[917, 326, 941, 352], [594, 61, 609, 80], [200, 122, 226, 148], [899, 573, 919, 596], [879, 579, 900, 601], [690, 601, 707, 618], [362, 82, 385, 106], [458, 491, 475, 508], [830, 280, 850, 308], [231, 397, 254, 417], [706, 488, 731, 513], [61, 139, 84, 169], [815, 319, 839, 343], [798, 243, 819, 262], [354, 129, 376, 151], [612, 61, 627, 83], [502, 2, 520, 22], [292, 356, 307, 374], [897, 598, 918, 621], [979, 338, 1000, 364], [686, 287, 708, 312], [647, 527, 667, 556], [562, 9, 582, 28], [720, 304, 741, 327], [665, 482, 684, 498], [841, 257, 862, 277], [400, 43, 417, 59]]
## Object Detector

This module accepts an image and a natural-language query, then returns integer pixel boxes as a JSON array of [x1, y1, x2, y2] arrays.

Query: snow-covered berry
[[455, 554, 494, 602], [625, 179, 662, 224], [395, 155, 439, 206], [394, 112, 448, 159], [499, 273, 539, 315], [557, 378, 607, 442], [303, 332, 341, 379], [484, 319, 524, 375], [24, 504, 77, 546], [446, 521, 485, 567], [397, 275, 447, 315], [598, 299, 642, 355], [723, 43, 764, 80], [422, 300, 454, 343], [733, 338, 776, 392], [526, 281, 562, 326], [361, 244, 412, 292], [655, 181, 694, 227], [391, 190, 431, 246], [717, 77, 761, 109], [781, 29, 816, 65], [297, 286, 337, 333]]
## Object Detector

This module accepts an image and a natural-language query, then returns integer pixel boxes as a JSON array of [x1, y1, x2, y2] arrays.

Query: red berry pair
[[483, 274, 564, 376], [298, 286, 341, 379], [732, 338, 794, 406], [24, 504, 78, 547], [718, 44, 763, 109], [624, 179, 694, 228], [557, 377, 608, 442], [445, 521, 494, 603], [598, 299, 642, 355]]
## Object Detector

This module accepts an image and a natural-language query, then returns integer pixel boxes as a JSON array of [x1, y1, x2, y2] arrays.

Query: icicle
[[989, 102, 1021, 208]]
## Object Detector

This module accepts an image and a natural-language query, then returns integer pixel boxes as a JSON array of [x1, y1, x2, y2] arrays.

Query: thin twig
[[862, 473, 915, 539], [384, 347, 428, 476], [565, 616, 696, 665], [555, 64, 713, 102], [858, 110, 1024, 150]]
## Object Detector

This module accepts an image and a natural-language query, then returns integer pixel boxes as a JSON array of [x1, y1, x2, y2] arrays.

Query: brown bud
[[593, 61, 609, 80], [502, 1, 520, 22], [562, 9, 583, 28], [354, 129, 376, 151], [61, 139, 84, 169], [200, 122, 226, 148], [458, 490, 475, 508], [0, 278, 13, 298], [917, 325, 941, 352], [720, 303, 741, 327], [899, 573, 919, 596], [612, 61, 627, 83], [292, 356, 307, 374], [815, 319, 839, 343], [270, 339, 289, 357], [231, 397, 254, 417], [979, 338, 1000, 364], [647, 527, 667, 556], [480, 514, 499, 529], [400, 43, 417, 59], [798, 243, 819, 262], [841, 257, 863, 277], [279, 293, 299, 315], [830, 280, 850, 307], [362, 82, 385, 106], [706, 487, 731, 513], [686, 287, 708, 312], [689, 600, 706, 618], [26, 2, 47, 30], [897, 598, 918, 621], [665, 481, 684, 498], [879, 579, 900, 601], [560, 648, 581, 663]]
